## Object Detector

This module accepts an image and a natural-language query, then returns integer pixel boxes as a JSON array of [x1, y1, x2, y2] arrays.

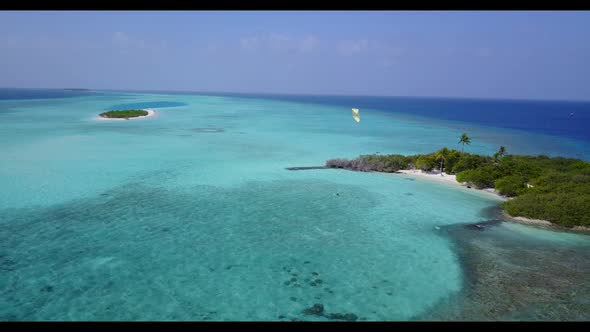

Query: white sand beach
[[502, 212, 553, 227], [393, 169, 581, 229], [394, 170, 590, 232], [95, 109, 156, 121], [394, 169, 507, 201], [501, 211, 590, 232]]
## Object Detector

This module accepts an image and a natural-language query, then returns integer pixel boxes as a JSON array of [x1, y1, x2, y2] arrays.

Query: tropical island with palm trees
[[98, 109, 155, 120], [325, 133, 590, 230]]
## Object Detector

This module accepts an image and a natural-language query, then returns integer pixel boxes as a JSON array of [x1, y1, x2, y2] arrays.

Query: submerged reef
[[418, 218, 590, 320]]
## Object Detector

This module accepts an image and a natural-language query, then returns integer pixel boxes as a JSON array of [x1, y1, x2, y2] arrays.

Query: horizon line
[[2, 86, 590, 104]]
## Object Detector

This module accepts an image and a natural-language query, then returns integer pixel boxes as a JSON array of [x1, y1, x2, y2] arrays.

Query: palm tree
[[435, 148, 450, 176], [458, 133, 471, 153], [497, 146, 506, 158], [493, 146, 506, 163]]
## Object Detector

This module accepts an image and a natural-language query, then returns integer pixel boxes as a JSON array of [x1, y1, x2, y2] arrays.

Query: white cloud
[[337, 39, 370, 56], [337, 39, 405, 57], [0, 36, 89, 51], [111, 31, 166, 53], [240, 36, 260, 52], [300, 36, 320, 53], [239, 34, 320, 54], [336, 39, 405, 69], [112, 31, 131, 46], [268, 33, 290, 52]]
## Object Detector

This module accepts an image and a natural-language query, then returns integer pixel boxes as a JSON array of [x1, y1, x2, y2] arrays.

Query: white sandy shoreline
[[502, 211, 590, 233], [393, 169, 590, 233], [394, 169, 507, 201], [95, 109, 156, 121]]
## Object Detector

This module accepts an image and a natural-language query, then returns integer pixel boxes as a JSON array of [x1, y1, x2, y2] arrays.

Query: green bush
[[451, 153, 492, 173], [497, 156, 543, 179], [382, 154, 410, 171], [440, 149, 462, 174], [503, 192, 590, 227], [456, 165, 501, 189], [494, 175, 527, 197], [100, 109, 148, 119], [404, 155, 420, 169], [327, 154, 410, 173], [570, 161, 590, 171], [415, 154, 438, 171]]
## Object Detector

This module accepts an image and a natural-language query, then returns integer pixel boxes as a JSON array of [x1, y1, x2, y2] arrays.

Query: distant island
[[98, 109, 154, 120], [324, 134, 590, 230], [64, 88, 92, 91]]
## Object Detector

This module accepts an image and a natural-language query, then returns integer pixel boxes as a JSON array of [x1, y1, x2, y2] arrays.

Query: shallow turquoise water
[[1, 92, 589, 320]]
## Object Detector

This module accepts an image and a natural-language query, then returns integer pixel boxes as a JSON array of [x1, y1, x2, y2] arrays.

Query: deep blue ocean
[[215, 93, 590, 143], [0, 88, 99, 100], [3, 88, 589, 143], [90, 89, 590, 144]]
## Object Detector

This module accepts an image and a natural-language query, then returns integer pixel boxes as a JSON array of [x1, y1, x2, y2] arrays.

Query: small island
[[97, 109, 155, 121], [324, 134, 590, 231]]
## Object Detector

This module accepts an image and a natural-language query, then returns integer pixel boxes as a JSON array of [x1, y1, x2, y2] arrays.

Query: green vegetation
[[326, 154, 410, 172], [494, 175, 527, 197], [99, 109, 148, 119], [326, 140, 590, 227], [494, 146, 506, 162]]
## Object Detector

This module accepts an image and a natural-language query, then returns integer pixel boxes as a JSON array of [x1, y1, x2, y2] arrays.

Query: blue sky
[[1, 11, 590, 100]]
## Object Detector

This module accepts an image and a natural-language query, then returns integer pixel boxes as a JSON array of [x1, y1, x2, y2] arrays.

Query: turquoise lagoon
[[1, 90, 589, 320]]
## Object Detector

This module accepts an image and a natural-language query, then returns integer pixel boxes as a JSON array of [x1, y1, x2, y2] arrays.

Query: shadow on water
[[416, 206, 590, 321]]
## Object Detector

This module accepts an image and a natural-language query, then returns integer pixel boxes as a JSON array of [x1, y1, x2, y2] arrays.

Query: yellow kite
[[352, 108, 360, 123]]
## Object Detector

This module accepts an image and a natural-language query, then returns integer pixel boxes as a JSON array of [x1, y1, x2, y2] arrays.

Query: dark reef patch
[[478, 205, 506, 220], [417, 217, 590, 321], [302, 304, 358, 321], [40, 286, 54, 293], [0, 179, 381, 320], [326, 312, 358, 321], [0, 256, 17, 272], [303, 304, 324, 316], [463, 219, 503, 232]]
